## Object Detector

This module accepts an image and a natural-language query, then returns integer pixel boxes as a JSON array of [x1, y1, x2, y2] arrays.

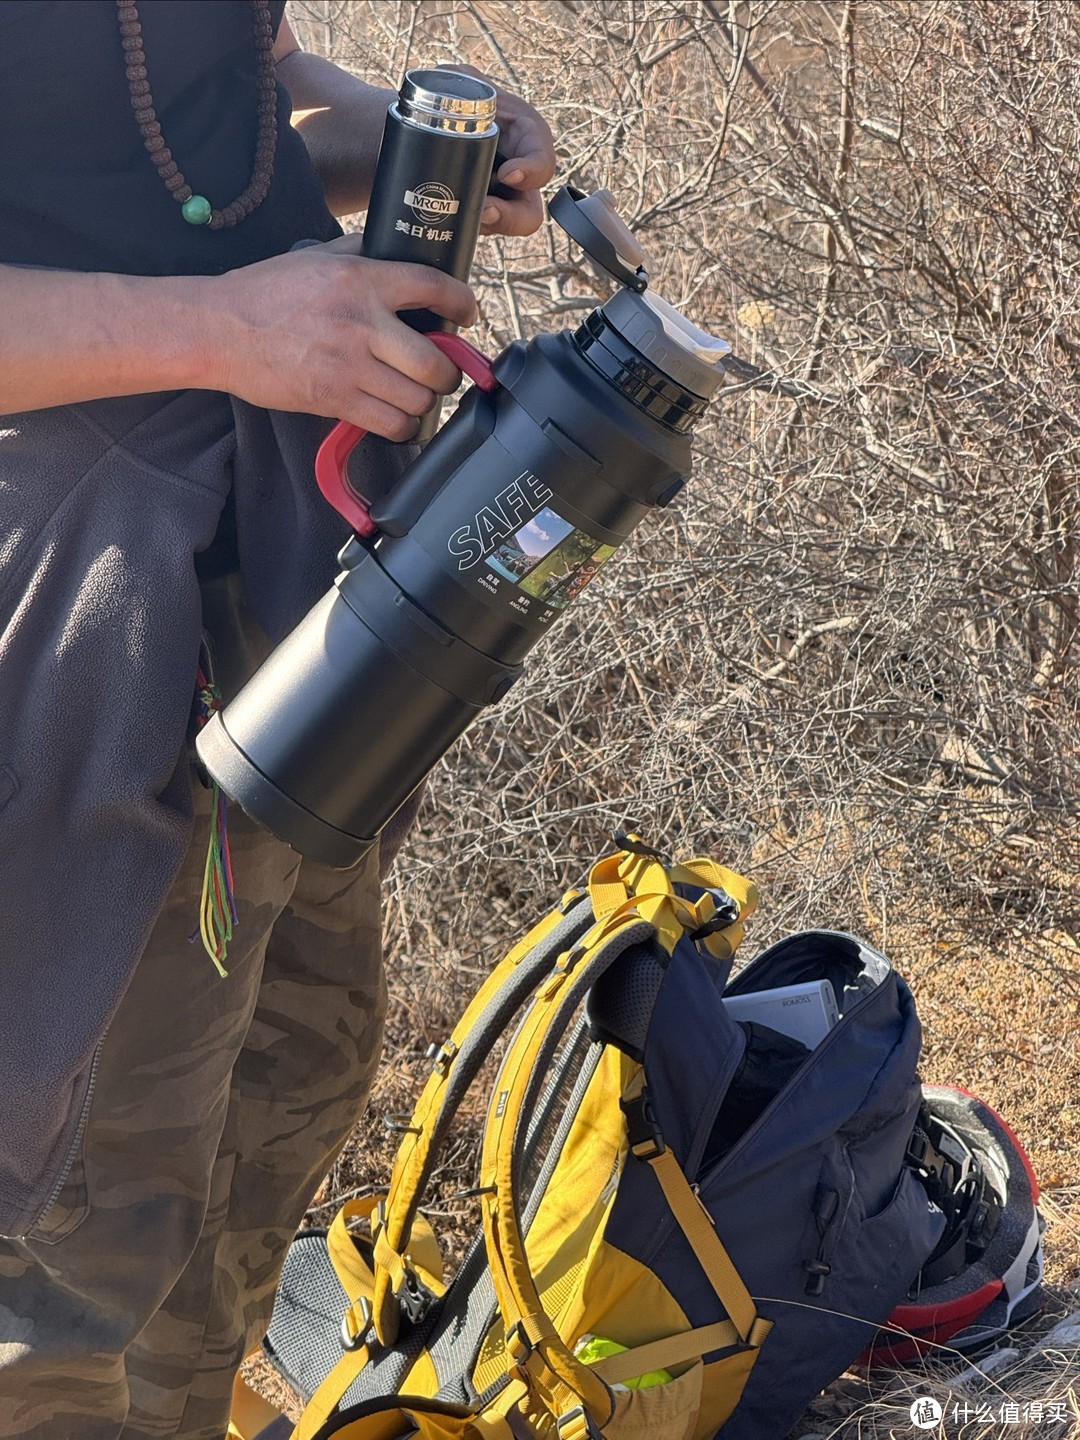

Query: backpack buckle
[[370, 1198, 386, 1240], [803, 1259, 832, 1297], [340, 1296, 373, 1352], [425, 1039, 459, 1076], [688, 888, 740, 942], [505, 1319, 534, 1364], [399, 1263, 434, 1324], [557, 1407, 602, 1440], [553, 943, 587, 977], [559, 887, 585, 913], [621, 1090, 666, 1161]]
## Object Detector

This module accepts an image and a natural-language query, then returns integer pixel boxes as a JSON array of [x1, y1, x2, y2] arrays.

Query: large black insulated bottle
[[197, 190, 732, 867], [361, 68, 499, 334]]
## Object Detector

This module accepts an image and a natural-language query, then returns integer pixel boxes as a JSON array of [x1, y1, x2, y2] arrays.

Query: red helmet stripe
[[887, 1278, 1004, 1331], [856, 1279, 1004, 1367]]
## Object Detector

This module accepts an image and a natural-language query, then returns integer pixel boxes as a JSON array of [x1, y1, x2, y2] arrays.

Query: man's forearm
[[0, 243, 480, 433], [276, 50, 394, 217], [0, 265, 213, 413]]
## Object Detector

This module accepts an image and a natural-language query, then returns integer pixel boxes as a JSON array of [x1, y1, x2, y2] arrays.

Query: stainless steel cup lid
[[396, 69, 499, 135]]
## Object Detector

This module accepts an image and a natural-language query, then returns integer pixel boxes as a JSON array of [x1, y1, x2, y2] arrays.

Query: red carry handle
[[315, 332, 499, 536]]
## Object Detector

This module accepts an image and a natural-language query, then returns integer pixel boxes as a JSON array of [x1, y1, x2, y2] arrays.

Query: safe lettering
[[447, 471, 554, 571]]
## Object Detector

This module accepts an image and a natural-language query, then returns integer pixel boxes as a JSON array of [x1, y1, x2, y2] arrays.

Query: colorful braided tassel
[[190, 668, 238, 976]]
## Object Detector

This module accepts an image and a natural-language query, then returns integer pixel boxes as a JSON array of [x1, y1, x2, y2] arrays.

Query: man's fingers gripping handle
[[316, 333, 499, 536]]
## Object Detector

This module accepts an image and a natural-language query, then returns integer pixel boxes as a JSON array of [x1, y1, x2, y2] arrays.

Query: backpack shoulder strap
[[482, 902, 656, 1427], [371, 888, 596, 1345]]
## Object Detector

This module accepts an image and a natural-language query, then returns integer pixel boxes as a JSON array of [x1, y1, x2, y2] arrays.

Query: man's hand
[[210, 237, 478, 439], [276, 29, 557, 229], [438, 65, 558, 238], [0, 243, 476, 427]]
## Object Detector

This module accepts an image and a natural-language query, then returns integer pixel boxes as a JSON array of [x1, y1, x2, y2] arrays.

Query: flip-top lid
[[552, 184, 732, 401], [549, 184, 649, 292]]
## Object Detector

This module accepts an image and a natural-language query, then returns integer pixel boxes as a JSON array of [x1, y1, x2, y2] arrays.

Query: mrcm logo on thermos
[[404, 183, 461, 223]]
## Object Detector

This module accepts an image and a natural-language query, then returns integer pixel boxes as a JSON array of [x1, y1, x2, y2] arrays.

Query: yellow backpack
[[238, 834, 940, 1440]]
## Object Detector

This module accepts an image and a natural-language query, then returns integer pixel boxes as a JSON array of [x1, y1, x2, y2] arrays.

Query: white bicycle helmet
[[858, 1085, 1043, 1367]]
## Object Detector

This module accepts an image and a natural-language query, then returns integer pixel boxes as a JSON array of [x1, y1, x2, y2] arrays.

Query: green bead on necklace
[[118, 0, 278, 232], [181, 195, 213, 226]]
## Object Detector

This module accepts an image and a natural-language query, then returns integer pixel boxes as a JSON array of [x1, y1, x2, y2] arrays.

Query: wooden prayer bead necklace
[[116, 0, 278, 228]]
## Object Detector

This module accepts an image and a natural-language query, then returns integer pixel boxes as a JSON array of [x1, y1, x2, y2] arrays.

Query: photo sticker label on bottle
[[447, 471, 616, 625], [486, 507, 616, 618]]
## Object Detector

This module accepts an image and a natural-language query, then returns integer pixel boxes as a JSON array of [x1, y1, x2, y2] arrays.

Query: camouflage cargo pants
[[0, 772, 385, 1438]]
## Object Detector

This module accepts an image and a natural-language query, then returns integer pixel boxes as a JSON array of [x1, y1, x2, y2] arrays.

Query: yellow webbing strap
[[292, 1338, 482, 1440], [645, 1148, 769, 1349], [591, 841, 758, 962], [586, 1319, 741, 1386], [328, 1196, 382, 1303], [294, 1361, 476, 1440], [668, 859, 759, 960], [587, 846, 661, 919], [298, 1381, 526, 1440], [479, 905, 657, 1426], [372, 895, 581, 1345], [584, 854, 734, 969], [292, 1332, 373, 1440], [228, 1372, 285, 1440], [372, 1227, 409, 1292], [324, 1194, 446, 1363], [587, 846, 676, 924]]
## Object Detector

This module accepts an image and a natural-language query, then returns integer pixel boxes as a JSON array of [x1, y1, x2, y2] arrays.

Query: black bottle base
[[196, 715, 375, 870]]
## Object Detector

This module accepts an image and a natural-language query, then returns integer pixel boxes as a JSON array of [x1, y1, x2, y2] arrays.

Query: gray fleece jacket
[[0, 392, 408, 1238]]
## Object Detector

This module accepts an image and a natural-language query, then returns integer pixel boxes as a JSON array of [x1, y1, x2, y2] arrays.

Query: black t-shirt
[[0, 0, 342, 276]]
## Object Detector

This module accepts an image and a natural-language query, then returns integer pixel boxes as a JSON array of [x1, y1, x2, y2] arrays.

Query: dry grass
[[257, 2, 1080, 1433]]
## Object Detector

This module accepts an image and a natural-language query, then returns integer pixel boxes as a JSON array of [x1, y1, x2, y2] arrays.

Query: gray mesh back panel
[[261, 1231, 409, 1403]]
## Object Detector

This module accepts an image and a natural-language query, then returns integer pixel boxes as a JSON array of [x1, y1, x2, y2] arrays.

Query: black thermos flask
[[361, 67, 499, 337], [197, 190, 734, 869]]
